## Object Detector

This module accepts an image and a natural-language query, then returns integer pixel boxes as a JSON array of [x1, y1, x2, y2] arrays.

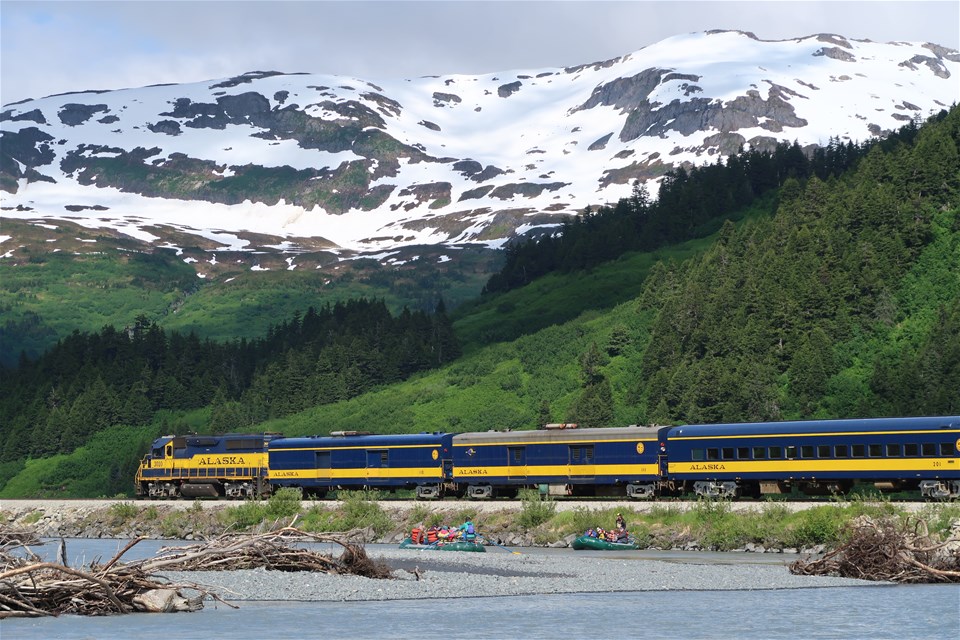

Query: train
[[134, 416, 960, 501]]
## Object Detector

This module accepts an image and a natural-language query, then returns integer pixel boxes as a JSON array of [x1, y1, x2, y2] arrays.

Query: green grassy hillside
[[1, 107, 957, 498], [0, 220, 499, 367]]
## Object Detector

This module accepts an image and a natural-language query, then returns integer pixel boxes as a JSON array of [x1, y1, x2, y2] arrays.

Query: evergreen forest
[[0, 106, 958, 497]]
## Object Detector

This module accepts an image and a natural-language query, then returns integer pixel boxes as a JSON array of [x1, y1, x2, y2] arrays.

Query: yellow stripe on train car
[[452, 463, 660, 478], [668, 429, 960, 441], [151, 452, 269, 470], [452, 438, 658, 448], [271, 444, 442, 453], [668, 458, 958, 474], [270, 467, 446, 480]]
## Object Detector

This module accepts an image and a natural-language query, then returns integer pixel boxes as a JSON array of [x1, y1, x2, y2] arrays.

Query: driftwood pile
[[143, 526, 393, 578], [790, 515, 960, 583], [0, 527, 391, 618]]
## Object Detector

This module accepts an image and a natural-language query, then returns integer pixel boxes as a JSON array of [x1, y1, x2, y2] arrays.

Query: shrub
[[515, 489, 556, 530], [266, 487, 302, 520], [108, 502, 138, 524], [222, 500, 269, 530], [786, 506, 846, 547], [298, 491, 394, 535]]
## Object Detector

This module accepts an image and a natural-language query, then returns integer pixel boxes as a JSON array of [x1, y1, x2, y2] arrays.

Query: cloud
[[2, 1, 958, 105]]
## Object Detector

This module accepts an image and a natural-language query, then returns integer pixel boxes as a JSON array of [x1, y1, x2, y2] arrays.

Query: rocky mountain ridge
[[2, 30, 957, 265]]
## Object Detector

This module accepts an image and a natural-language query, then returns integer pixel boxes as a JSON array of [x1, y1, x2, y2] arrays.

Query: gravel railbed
[[162, 548, 876, 602]]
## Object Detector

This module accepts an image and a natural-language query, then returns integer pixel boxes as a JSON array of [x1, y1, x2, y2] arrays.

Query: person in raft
[[614, 513, 628, 541], [459, 520, 477, 541]]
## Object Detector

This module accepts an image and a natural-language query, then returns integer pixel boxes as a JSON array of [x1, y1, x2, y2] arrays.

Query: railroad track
[[0, 498, 933, 515]]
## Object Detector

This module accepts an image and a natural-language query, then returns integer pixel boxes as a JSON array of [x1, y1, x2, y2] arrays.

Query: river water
[[3, 539, 957, 640]]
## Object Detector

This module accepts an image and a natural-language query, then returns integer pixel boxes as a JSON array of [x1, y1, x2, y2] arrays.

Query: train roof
[[666, 416, 960, 438], [269, 432, 451, 449], [452, 425, 662, 446], [149, 432, 281, 446]]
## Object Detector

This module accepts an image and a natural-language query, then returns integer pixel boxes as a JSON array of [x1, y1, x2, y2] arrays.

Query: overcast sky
[[2, 1, 958, 106]]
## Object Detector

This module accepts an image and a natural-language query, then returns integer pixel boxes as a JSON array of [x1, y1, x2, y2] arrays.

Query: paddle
[[479, 534, 521, 554]]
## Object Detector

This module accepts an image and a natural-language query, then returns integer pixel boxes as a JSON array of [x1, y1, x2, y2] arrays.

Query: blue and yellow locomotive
[[135, 433, 281, 499]]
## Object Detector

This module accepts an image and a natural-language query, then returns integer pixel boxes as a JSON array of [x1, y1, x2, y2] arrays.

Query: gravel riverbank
[[163, 548, 876, 602]]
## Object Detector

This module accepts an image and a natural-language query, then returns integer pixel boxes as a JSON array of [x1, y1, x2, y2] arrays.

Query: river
[[2, 539, 957, 639]]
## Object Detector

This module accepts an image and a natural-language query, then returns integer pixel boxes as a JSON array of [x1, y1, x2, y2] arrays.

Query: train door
[[507, 446, 526, 481], [315, 450, 331, 483], [367, 449, 387, 484]]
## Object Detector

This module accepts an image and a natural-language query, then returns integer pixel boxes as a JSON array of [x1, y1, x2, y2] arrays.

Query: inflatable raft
[[571, 535, 639, 550], [399, 537, 486, 552]]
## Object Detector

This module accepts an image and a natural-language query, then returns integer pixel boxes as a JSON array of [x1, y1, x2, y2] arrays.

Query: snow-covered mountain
[[2, 30, 958, 259]]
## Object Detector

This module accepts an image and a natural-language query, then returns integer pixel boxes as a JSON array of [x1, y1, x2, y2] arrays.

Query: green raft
[[399, 537, 486, 552], [571, 535, 639, 550]]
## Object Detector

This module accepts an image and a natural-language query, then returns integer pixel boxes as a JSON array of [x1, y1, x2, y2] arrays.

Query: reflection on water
[[4, 586, 958, 640]]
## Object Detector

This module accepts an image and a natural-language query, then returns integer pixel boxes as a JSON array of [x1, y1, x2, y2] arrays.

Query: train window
[[570, 446, 594, 463], [769, 446, 783, 459], [941, 443, 954, 456], [851, 444, 866, 457], [316, 451, 331, 468], [904, 443, 918, 456], [706, 448, 720, 461], [869, 444, 882, 457], [834, 445, 849, 458], [722, 448, 735, 460], [785, 446, 797, 459], [692, 449, 705, 461], [800, 446, 814, 459], [753, 447, 767, 459], [886, 444, 901, 457], [380, 451, 389, 464], [921, 443, 936, 456], [818, 445, 831, 458], [737, 447, 750, 459]]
